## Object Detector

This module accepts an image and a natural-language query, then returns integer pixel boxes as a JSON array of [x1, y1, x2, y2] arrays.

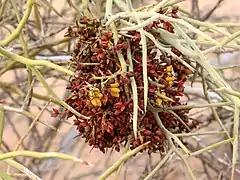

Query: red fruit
[[163, 22, 174, 33], [100, 35, 108, 41], [114, 110, 122, 115], [74, 120, 80, 125], [52, 108, 59, 114], [51, 108, 59, 117], [126, 71, 134, 77], [128, 102, 133, 109], [192, 120, 200, 128], [155, 130, 164, 138], [177, 92, 183, 96], [106, 32, 112, 39], [139, 100, 144, 109], [102, 41, 108, 48], [120, 105, 126, 112], [115, 145, 120, 152], [84, 125, 90, 131], [79, 122, 88, 127], [171, 13, 179, 18], [123, 77, 131, 84], [172, 6, 179, 13], [154, 135, 161, 141], [178, 80, 184, 87], [171, 47, 181, 56], [145, 24, 153, 31], [107, 121, 114, 129], [143, 130, 151, 136], [114, 102, 123, 108], [148, 87, 156, 93]]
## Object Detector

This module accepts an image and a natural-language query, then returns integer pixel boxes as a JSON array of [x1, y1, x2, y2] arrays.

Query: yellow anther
[[109, 83, 120, 97], [95, 92, 103, 98], [166, 76, 175, 82], [91, 98, 102, 106], [166, 65, 173, 72], [110, 87, 120, 93], [110, 91, 120, 97], [156, 97, 163, 105], [110, 83, 119, 88], [161, 91, 166, 96], [88, 88, 104, 106]]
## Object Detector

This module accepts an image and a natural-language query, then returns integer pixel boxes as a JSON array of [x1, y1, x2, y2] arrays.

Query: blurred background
[[0, 0, 239, 179]]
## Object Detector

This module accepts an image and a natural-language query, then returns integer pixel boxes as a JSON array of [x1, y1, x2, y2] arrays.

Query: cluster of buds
[[58, 7, 199, 154]]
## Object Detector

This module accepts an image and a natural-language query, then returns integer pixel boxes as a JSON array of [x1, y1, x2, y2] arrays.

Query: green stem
[[99, 142, 149, 180], [153, 112, 190, 155], [0, 105, 4, 146], [10, 0, 33, 107], [127, 41, 138, 139], [231, 104, 239, 180], [174, 130, 227, 137], [0, 0, 34, 47], [31, 67, 88, 119], [2, 157, 41, 180], [0, 0, 8, 18], [0, 151, 93, 166], [2, 104, 57, 130], [143, 148, 173, 180], [190, 138, 234, 156], [0, 46, 74, 76], [104, 0, 113, 21]]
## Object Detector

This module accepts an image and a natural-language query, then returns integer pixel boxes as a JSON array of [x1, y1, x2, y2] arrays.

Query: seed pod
[[143, 130, 151, 136], [114, 110, 122, 116], [114, 102, 123, 108], [155, 130, 164, 138]]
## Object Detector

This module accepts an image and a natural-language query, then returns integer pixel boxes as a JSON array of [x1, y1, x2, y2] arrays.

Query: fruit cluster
[[60, 8, 199, 153]]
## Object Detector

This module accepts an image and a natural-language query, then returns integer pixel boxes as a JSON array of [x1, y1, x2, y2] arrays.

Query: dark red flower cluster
[[60, 8, 199, 154]]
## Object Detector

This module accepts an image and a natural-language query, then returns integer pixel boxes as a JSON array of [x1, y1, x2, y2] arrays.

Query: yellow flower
[[166, 76, 175, 86], [102, 95, 108, 104], [110, 83, 120, 88], [155, 91, 168, 105], [110, 87, 120, 93], [110, 91, 120, 97], [95, 91, 103, 98], [161, 91, 166, 96], [156, 97, 163, 105], [110, 83, 120, 97], [166, 65, 173, 72], [91, 98, 102, 106], [88, 88, 104, 106], [166, 76, 175, 82]]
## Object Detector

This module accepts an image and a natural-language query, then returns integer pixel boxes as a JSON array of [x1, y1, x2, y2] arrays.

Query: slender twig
[[0, 0, 34, 47], [2, 157, 42, 180], [0, 46, 74, 76], [231, 104, 239, 180], [189, 138, 234, 156], [0, 151, 93, 166], [15, 102, 50, 151], [99, 142, 150, 180], [152, 111, 190, 155], [143, 149, 173, 180], [0, 105, 4, 146], [127, 40, 138, 139], [2, 104, 57, 130]]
